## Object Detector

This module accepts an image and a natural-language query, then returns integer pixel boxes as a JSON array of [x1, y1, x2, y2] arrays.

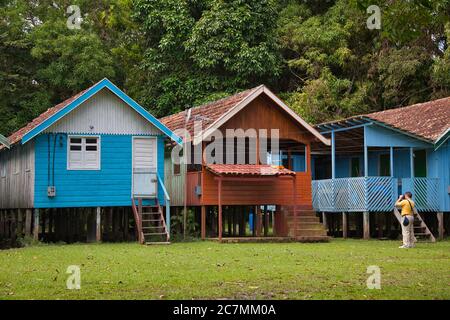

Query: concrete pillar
[[363, 211, 370, 239]]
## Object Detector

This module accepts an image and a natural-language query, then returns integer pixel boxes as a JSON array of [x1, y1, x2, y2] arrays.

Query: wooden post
[[377, 214, 384, 238], [342, 212, 348, 238], [256, 206, 262, 237], [96, 207, 101, 242], [363, 211, 370, 239], [322, 212, 327, 231], [437, 212, 444, 240], [218, 179, 222, 241], [33, 209, 39, 241], [17, 209, 23, 237], [264, 205, 269, 237], [25, 209, 32, 236], [331, 131, 336, 179], [292, 176, 297, 237], [201, 206, 206, 240], [410, 147, 414, 178], [232, 206, 237, 236], [239, 206, 246, 237]]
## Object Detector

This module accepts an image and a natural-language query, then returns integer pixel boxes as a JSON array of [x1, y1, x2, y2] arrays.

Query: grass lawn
[[0, 239, 449, 300]]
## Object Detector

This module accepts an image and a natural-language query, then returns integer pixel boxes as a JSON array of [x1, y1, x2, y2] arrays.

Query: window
[[68, 136, 100, 170]]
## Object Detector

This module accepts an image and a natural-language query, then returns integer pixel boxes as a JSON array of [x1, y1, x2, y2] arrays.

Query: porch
[[311, 118, 443, 213], [312, 177, 440, 212]]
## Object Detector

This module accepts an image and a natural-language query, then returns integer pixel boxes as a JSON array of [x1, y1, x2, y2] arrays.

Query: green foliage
[[170, 209, 199, 240], [0, 0, 449, 135]]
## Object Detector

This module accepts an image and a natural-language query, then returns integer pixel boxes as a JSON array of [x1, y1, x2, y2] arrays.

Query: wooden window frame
[[67, 135, 101, 170]]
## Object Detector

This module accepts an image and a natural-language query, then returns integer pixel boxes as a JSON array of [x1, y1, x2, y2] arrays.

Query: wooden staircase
[[132, 197, 170, 245], [393, 207, 435, 242], [282, 206, 329, 242]]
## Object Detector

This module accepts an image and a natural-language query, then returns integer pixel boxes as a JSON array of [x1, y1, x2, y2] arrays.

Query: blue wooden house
[[0, 79, 181, 244], [311, 97, 449, 240]]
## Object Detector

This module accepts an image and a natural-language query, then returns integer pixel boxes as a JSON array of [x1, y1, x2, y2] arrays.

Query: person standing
[[395, 192, 416, 248]]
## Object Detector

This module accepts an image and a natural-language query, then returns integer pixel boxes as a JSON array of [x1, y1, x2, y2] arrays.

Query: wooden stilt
[[201, 206, 206, 240], [25, 209, 32, 236], [96, 207, 101, 242], [363, 211, 370, 239], [322, 212, 328, 232], [256, 206, 262, 237], [264, 205, 269, 237], [237, 206, 243, 237], [342, 212, 348, 238], [33, 209, 39, 241], [437, 212, 444, 240], [17, 209, 23, 237], [218, 179, 223, 241]]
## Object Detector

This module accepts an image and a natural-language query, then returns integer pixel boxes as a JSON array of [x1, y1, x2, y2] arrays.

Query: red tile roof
[[1, 81, 100, 150], [206, 164, 296, 176], [160, 86, 262, 138], [365, 97, 450, 142]]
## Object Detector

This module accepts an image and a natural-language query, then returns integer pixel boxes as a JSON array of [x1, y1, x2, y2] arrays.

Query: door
[[414, 149, 427, 177], [351, 157, 361, 177], [132, 137, 157, 197], [379, 154, 390, 176]]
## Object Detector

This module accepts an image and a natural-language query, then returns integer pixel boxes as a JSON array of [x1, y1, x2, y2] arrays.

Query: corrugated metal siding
[[45, 88, 161, 135], [0, 141, 35, 208], [164, 156, 185, 206], [34, 134, 166, 208]]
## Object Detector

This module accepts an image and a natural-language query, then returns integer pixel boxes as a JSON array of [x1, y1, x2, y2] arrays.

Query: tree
[[131, 0, 281, 117]]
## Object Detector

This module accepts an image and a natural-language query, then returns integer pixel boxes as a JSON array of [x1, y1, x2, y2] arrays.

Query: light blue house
[[0, 79, 181, 243], [311, 97, 449, 240]]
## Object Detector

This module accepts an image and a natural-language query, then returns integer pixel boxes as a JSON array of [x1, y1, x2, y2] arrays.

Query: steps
[[132, 198, 170, 245], [281, 206, 329, 242], [393, 207, 435, 242]]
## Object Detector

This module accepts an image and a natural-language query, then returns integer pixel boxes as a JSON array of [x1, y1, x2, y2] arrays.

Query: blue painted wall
[[34, 133, 166, 208], [428, 141, 450, 211], [365, 125, 430, 148]]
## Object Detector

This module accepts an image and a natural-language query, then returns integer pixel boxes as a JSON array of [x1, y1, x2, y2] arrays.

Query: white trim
[[67, 135, 101, 171], [131, 136, 158, 198], [196, 85, 330, 146]]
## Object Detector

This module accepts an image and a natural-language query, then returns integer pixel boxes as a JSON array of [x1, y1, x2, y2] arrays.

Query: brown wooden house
[[161, 85, 331, 242]]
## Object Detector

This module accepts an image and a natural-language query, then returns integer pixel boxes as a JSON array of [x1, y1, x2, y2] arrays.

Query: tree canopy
[[0, 0, 449, 135]]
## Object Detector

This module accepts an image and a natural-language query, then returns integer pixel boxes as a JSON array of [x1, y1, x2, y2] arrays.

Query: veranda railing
[[312, 177, 439, 212]]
